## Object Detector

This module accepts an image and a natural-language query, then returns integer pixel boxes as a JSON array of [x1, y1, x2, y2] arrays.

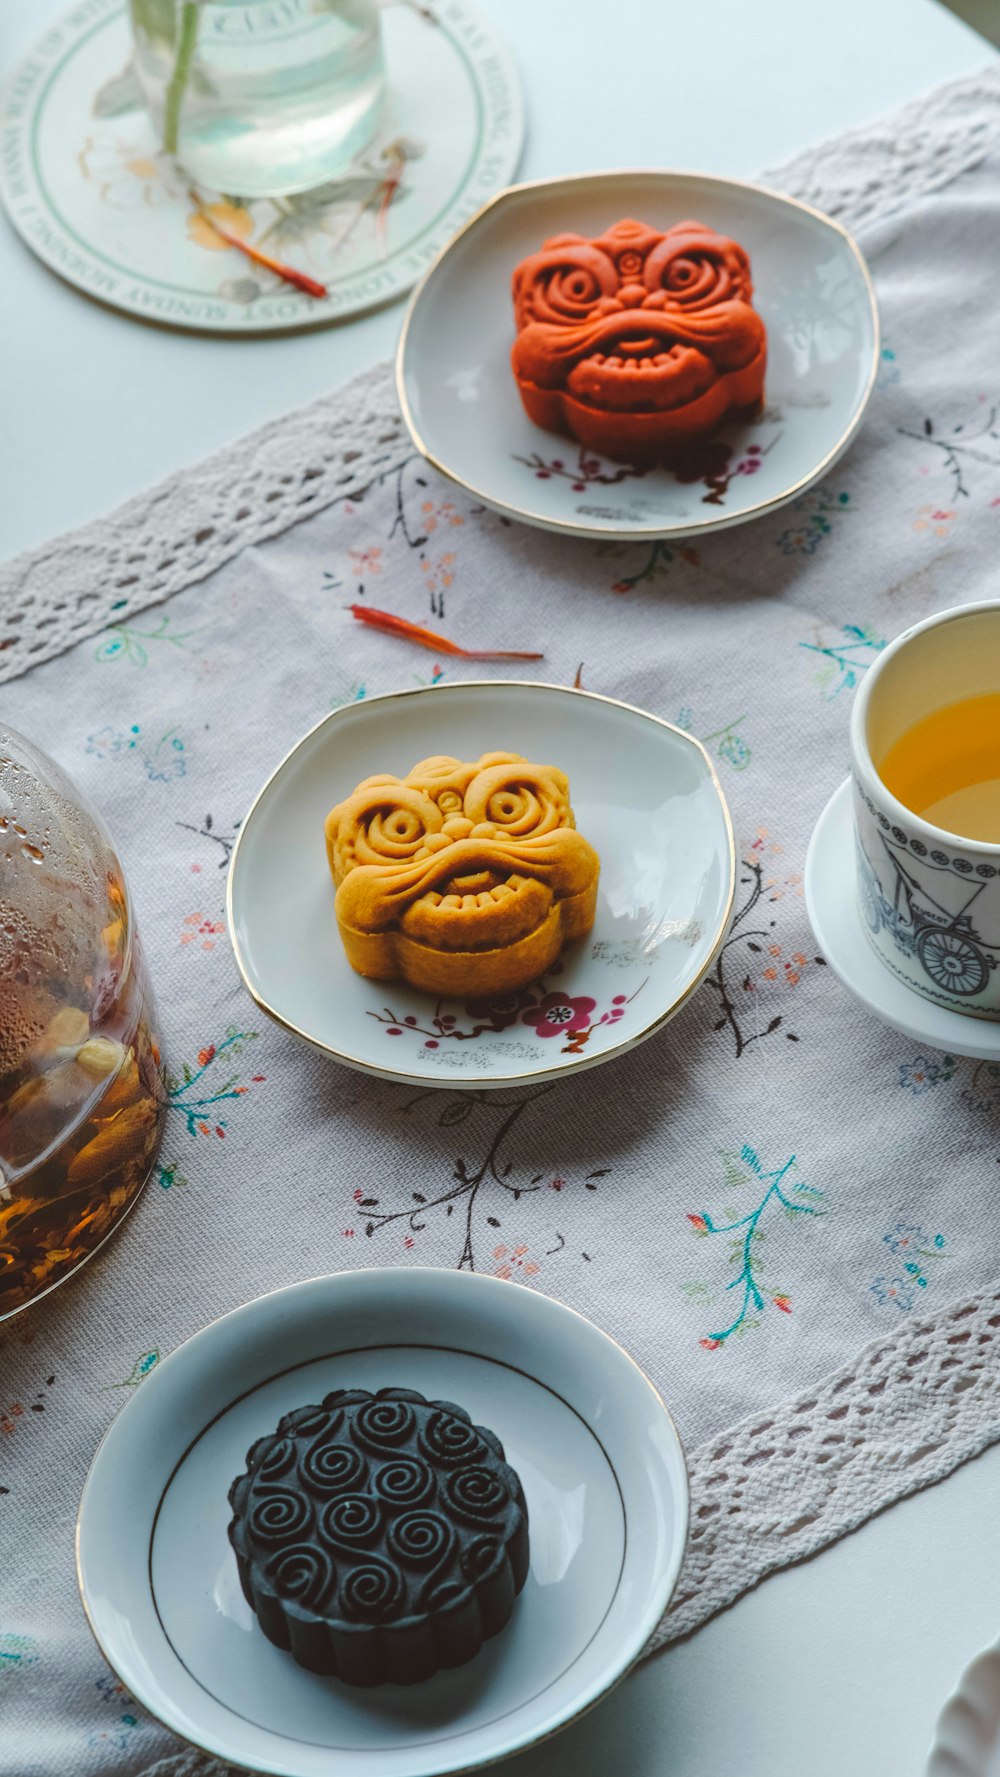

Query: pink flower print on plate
[[521, 992, 596, 1038]]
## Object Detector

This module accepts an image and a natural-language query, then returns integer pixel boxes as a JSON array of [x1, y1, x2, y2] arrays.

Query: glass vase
[[129, 0, 386, 198]]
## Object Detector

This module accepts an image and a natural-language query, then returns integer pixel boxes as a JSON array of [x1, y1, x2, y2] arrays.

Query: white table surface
[[2, 2, 999, 1772]]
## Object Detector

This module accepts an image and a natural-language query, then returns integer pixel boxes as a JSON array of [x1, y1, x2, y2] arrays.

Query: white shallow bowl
[[927, 1639, 1000, 1775], [396, 169, 878, 541], [227, 682, 736, 1089], [805, 780, 1000, 1061], [77, 1269, 689, 1777]]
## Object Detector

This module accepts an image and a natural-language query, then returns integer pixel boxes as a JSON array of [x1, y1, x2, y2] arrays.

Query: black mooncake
[[228, 1386, 530, 1686]]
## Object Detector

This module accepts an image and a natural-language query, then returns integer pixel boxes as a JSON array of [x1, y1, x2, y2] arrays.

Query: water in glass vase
[[130, 0, 386, 198]]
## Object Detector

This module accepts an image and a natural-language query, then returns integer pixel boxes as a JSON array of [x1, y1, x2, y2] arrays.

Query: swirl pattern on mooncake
[[418, 1407, 488, 1468], [320, 1491, 382, 1548], [373, 1454, 434, 1508], [228, 1386, 529, 1687], [246, 1486, 312, 1545], [446, 1465, 510, 1525], [387, 1509, 456, 1570], [352, 1396, 417, 1452], [511, 216, 767, 466], [266, 1542, 336, 1614], [301, 1439, 366, 1496], [323, 752, 600, 999], [256, 1436, 297, 1481]]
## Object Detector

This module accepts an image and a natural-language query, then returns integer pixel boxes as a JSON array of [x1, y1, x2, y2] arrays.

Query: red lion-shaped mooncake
[[511, 217, 766, 465]]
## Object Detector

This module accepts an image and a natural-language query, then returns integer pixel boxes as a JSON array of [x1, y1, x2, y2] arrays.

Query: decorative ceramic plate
[[226, 681, 736, 1089], [805, 779, 1000, 1061], [0, 0, 523, 333], [77, 1267, 689, 1777], [396, 168, 879, 541], [926, 1639, 1000, 1775]]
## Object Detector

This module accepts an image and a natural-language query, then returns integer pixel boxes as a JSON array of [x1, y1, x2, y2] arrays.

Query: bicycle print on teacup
[[849, 603, 1000, 1021], [852, 785, 1000, 1015]]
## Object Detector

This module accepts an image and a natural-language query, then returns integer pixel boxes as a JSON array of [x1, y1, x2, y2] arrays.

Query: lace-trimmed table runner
[[3, 66, 1000, 1777]]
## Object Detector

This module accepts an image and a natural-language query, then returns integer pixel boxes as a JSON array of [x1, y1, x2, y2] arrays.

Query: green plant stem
[[163, 1, 200, 156]]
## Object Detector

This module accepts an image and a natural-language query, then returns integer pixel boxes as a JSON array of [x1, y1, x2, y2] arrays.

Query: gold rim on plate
[[395, 167, 880, 541], [76, 1265, 691, 1777], [224, 681, 737, 1088]]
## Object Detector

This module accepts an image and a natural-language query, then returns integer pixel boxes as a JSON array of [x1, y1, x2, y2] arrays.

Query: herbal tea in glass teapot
[[0, 728, 164, 1319]]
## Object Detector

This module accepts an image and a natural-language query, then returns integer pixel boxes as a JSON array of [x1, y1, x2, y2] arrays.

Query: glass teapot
[[0, 727, 164, 1320]]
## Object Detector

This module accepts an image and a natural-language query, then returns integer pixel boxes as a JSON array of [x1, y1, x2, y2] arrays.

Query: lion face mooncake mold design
[[511, 217, 767, 465], [324, 752, 600, 996]]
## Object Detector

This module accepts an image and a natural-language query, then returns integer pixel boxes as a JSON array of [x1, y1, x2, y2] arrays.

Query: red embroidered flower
[[493, 1243, 540, 1281], [522, 993, 596, 1038]]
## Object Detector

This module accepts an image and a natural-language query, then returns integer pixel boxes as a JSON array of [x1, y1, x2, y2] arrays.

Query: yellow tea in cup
[[877, 692, 1000, 842]]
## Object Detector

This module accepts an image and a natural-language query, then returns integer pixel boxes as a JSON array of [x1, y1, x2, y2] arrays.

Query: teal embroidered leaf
[[685, 1151, 823, 1348]]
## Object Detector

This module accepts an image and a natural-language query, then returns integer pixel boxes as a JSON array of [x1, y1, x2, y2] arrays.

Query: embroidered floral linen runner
[[3, 69, 1000, 1777]]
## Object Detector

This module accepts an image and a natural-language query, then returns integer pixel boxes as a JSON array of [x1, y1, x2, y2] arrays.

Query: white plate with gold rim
[[77, 1268, 689, 1777], [226, 681, 736, 1090], [396, 168, 879, 541]]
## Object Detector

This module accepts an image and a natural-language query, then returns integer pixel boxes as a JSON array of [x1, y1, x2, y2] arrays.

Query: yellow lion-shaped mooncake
[[324, 752, 600, 996]]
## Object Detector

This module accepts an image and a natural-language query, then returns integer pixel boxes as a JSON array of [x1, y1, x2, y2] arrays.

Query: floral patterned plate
[[396, 168, 879, 541], [76, 1268, 689, 1777], [926, 1638, 1000, 1775], [0, 0, 522, 333], [806, 779, 1000, 1061], [227, 681, 736, 1088]]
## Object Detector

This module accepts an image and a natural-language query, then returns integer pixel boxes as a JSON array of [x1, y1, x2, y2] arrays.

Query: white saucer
[[226, 682, 736, 1090], [926, 1639, 1000, 1775], [805, 779, 1000, 1060], [396, 168, 878, 541], [77, 1269, 689, 1777]]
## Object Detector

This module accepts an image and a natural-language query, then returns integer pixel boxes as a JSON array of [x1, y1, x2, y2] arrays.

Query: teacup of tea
[[850, 602, 1000, 1020]]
